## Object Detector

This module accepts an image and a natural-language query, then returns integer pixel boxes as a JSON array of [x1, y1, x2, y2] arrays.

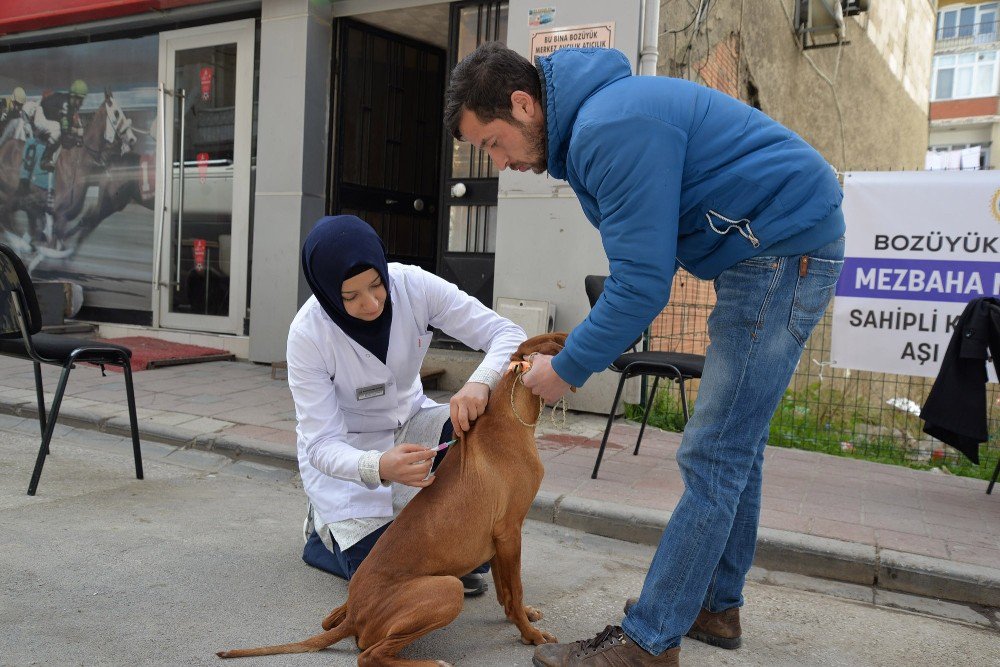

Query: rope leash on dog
[[507, 359, 544, 427], [505, 355, 572, 428]]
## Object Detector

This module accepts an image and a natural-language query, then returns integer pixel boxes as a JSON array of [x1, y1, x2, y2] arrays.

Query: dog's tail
[[216, 608, 353, 659]]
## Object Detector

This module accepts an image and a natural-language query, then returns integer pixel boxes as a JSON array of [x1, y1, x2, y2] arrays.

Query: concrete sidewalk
[[0, 354, 997, 612]]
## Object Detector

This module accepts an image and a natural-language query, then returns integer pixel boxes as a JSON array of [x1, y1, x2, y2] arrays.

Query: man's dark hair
[[444, 41, 542, 140]]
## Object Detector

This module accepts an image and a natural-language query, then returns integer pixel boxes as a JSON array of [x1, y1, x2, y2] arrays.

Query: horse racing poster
[[831, 171, 1000, 378], [0, 35, 158, 316]]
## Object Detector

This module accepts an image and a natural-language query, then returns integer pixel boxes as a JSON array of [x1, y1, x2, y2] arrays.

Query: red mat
[[94, 336, 235, 372]]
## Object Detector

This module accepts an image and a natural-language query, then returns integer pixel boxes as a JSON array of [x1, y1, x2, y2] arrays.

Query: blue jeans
[[621, 236, 845, 654]]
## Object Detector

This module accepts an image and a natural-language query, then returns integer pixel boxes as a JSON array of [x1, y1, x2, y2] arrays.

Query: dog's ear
[[512, 331, 568, 360], [528, 340, 564, 357]]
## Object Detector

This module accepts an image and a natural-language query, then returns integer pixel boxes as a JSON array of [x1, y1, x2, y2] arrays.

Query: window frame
[[931, 49, 1000, 100]]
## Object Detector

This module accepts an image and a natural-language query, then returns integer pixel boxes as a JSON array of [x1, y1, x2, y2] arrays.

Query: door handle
[[413, 198, 425, 212], [152, 83, 169, 300], [175, 88, 187, 291], [451, 182, 467, 198]]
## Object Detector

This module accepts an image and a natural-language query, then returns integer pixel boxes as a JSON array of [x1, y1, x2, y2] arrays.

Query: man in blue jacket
[[445, 43, 845, 666]]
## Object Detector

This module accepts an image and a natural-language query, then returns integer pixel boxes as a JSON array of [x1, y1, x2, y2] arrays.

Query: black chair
[[586, 275, 705, 479], [0, 243, 142, 496]]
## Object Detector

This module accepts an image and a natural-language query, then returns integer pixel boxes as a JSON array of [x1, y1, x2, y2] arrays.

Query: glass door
[[154, 20, 254, 334], [437, 0, 508, 307]]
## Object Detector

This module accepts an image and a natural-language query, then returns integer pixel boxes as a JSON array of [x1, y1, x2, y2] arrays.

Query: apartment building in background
[[928, 0, 1000, 169]]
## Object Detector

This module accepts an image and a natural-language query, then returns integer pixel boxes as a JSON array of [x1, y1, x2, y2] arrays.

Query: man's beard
[[516, 118, 548, 173]]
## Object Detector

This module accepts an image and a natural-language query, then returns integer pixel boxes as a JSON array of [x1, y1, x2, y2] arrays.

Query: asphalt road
[[0, 415, 996, 667]]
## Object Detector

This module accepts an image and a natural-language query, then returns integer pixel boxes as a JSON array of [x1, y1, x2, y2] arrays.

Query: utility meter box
[[495, 297, 555, 338]]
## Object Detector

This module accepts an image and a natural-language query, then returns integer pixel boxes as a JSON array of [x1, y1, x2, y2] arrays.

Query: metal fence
[[643, 270, 1000, 481]]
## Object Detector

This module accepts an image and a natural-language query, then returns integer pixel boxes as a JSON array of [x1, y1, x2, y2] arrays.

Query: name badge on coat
[[356, 383, 387, 401]]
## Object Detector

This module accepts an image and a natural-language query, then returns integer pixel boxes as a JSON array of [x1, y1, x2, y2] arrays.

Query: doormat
[[93, 336, 235, 372]]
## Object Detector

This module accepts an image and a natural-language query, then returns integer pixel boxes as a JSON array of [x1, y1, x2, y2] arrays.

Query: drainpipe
[[639, 0, 661, 76], [639, 0, 661, 409]]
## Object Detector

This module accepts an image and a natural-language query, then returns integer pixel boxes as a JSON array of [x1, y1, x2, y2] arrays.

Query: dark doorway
[[330, 19, 445, 272], [438, 1, 508, 306]]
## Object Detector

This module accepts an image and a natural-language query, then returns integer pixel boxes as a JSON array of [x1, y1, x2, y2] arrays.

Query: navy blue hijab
[[301, 215, 392, 363]]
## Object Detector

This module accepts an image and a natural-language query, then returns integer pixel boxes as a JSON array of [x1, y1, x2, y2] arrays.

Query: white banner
[[831, 171, 1000, 378]]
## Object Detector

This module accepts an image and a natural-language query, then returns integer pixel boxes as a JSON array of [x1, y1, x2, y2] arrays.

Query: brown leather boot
[[623, 598, 742, 650], [532, 625, 680, 666]]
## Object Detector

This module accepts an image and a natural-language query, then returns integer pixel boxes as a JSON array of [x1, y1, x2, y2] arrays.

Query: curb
[[0, 400, 299, 467], [4, 399, 998, 610], [529, 492, 1000, 610]]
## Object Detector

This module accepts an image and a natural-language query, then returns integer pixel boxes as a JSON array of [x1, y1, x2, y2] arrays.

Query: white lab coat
[[286, 262, 525, 525]]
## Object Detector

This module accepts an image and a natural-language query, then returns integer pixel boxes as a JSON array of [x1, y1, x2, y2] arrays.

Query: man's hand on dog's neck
[[521, 354, 571, 404]]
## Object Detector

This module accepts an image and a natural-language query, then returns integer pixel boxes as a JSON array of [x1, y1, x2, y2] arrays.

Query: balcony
[[936, 20, 1000, 50]]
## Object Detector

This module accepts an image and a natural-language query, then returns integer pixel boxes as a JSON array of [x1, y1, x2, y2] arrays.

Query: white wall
[[929, 124, 993, 147], [865, 0, 936, 108]]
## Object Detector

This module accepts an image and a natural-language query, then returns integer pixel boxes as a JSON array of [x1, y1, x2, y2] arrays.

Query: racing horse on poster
[[0, 88, 140, 264]]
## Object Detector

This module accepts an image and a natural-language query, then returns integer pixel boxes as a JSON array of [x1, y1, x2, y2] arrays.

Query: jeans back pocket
[[788, 255, 844, 346]]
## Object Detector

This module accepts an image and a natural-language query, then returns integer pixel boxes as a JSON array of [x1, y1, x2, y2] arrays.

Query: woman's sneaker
[[460, 572, 488, 597]]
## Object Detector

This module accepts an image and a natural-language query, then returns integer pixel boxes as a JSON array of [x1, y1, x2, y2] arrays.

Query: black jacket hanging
[[920, 296, 1000, 464]]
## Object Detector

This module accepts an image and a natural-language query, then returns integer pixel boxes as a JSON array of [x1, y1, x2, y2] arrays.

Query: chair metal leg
[[678, 377, 691, 424], [32, 362, 48, 449], [27, 364, 71, 496], [988, 457, 1000, 495], [121, 356, 144, 480], [592, 373, 629, 479], [634, 376, 660, 456]]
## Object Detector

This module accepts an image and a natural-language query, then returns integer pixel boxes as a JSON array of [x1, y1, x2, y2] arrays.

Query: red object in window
[[196, 151, 209, 183], [193, 238, 207, 274], [199, 66, 213, 102]]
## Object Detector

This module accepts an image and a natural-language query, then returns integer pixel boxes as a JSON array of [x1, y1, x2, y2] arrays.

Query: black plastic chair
[[0, 243, 142, 496], [586, 275, 705, 479]]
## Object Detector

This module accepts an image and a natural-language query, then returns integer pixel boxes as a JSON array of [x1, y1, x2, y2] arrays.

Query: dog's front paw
[[519, 630, 557, 645], [524, 605, 543, 622]]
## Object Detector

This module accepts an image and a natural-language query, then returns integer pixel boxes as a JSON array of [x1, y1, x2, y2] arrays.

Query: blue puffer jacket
[[542, 48, 845, 387]]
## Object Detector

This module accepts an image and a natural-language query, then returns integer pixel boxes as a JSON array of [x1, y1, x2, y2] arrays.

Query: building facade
[[0, 1, 935, 409], [928, 0, 1000, 169]]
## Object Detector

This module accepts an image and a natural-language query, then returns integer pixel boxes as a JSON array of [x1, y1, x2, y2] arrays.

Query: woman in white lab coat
[[286, 215, 525, 595]]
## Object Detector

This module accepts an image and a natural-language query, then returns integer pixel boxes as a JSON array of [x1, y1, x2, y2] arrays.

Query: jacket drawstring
[[706, 209, 760, 248]]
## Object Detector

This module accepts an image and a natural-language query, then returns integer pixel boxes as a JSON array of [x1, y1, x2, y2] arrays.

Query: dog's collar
[[506, 360, 532, 375]]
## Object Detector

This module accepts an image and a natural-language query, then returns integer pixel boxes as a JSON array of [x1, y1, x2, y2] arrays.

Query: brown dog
[[217, 332, 567, 665]]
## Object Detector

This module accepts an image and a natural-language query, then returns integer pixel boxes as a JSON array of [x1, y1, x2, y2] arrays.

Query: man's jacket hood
[[537, 48, 631, 181]]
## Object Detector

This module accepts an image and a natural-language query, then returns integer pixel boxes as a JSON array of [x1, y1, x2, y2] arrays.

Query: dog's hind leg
[[491, 529, 555, 646], [357, 575, 463, 667], [322, 602, 348, 630]]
